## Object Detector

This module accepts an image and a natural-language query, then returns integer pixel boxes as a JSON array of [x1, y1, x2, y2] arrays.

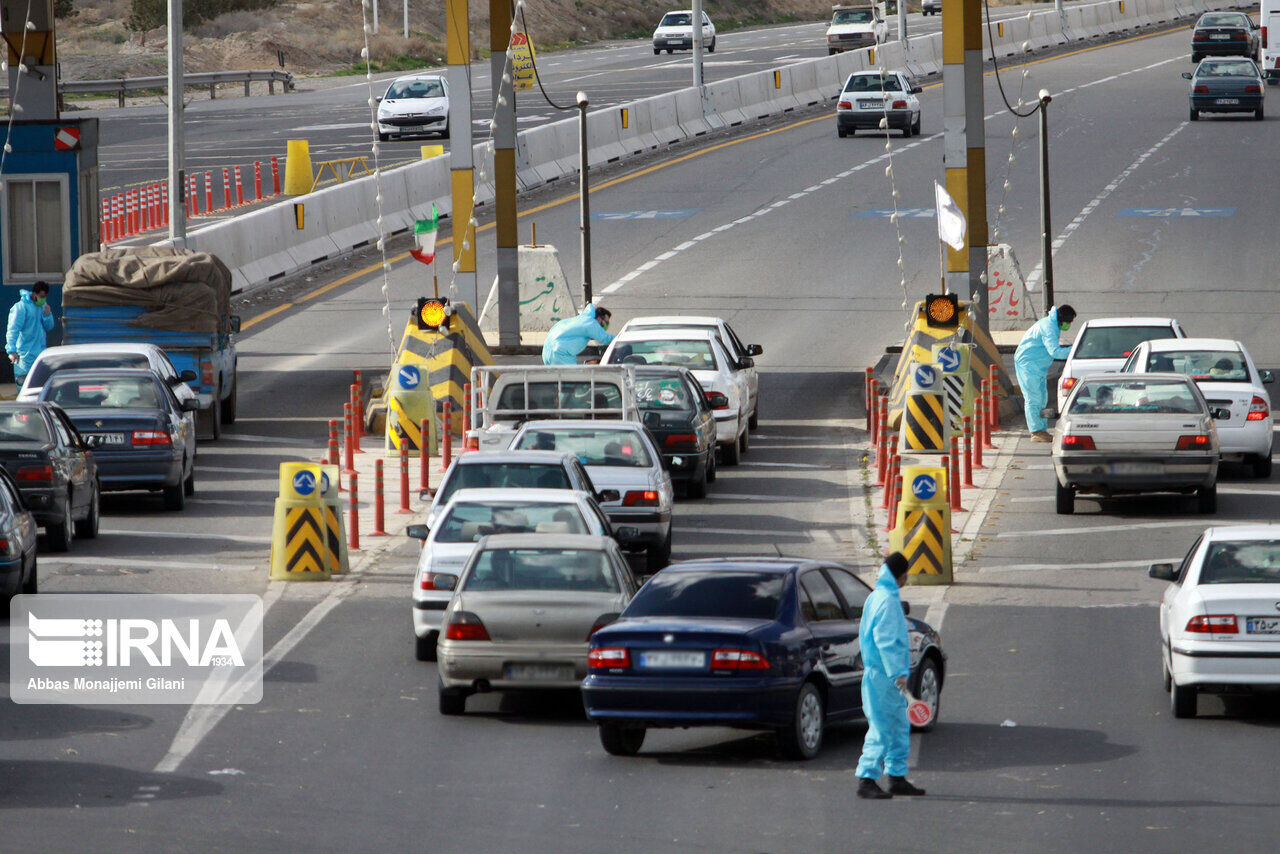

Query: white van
[[1263, 0, 1280, 81]]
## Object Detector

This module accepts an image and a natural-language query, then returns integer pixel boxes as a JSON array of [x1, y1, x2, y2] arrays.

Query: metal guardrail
[[1, 70, 294, 107]]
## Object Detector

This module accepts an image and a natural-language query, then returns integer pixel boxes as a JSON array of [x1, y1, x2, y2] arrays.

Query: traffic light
[[415, 297, 453, 332], [923, 293, 960, 329]]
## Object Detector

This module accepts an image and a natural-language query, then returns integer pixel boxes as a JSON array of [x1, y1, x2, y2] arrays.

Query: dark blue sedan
[[582, 559, 946, 759], [1185, 58, 1266, 121]]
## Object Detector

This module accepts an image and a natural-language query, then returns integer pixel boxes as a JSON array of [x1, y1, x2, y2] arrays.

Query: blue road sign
[[293, 471, 317, 496], [937, 346, 960, 373], [398, 365, 421, 389], [914, 365, 938, 389], [320, 472, 331, 495], [1117, 207, 1235, 218], [911, 474, 937, 501], [853, 208, 936, 218], [591, 209, 700, 221]]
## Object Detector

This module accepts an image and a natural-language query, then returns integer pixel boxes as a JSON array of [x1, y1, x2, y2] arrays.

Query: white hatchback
[[1151, 526, 1280, 718], [652, 9, 715, 54], [376, 74, 450, 141], [836, 70, 922, 137], [1056, 317, 1186, 409], [1121, 338, 1275, 477], [19, 343, 198, 409]]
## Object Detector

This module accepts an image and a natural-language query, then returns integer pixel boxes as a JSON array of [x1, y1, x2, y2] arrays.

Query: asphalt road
[[4, 20, 1280, 852]]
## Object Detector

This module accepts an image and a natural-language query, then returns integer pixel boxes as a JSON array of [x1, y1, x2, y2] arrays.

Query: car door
[[798, 570, 861, 714], [54, 409, 96, 507], [899, 73, 921, 117], [46, 409, 85, 515], [711, 337, 750, 431], [683, 374, 718, 458], [1163, 534, 1205, 658], [156, 353, 198, 406], [0, 468, 37, 561], [159, 380, 195, 464], [720, 323, 759, 418]]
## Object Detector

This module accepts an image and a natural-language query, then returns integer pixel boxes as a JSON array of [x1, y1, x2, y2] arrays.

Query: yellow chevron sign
[[284, 507, 327, 575], [898, 508, 952, 583], [903, 392, 945, 452], [323, 505, 346, 574]]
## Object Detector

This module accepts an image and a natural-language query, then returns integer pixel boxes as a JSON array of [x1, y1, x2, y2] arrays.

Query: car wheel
[[1196, 483, 1217, 514], [738, 425, 749, 455], [646, 531, 672, 573], [163, 475, 186, 511], [377, 132, 390, 142], [184, 462, 195, 497], [1162, 658, 1172, 692], [838, 126, 849, 138], [653, 48, 660, 55], [720, 437, 741, 466], [45, 495, 73, 553], [599, 723, 646, 756], [901, 121, 912, 138], [1252, 453, 1273, 479], [221, 376, 237, 424], [415, 631, 438, 662], [1055, 481, 1074, 515], [74, 484, 100, 539], [1189, 106, 1199, 121], [1256, 105, 1265, 121], [748, 406, 759, 431], [1191, 53, 1200, 63], [829, 48, 838, 55], [440, 119, 450, 139], [706, 451, 717, 483], [910, 656, 942, 733], [1170, 681, 1197, 718], [778, 681, 825, 760], [912, 113, 922, 135], [439, 684, 468, 715], [666, 49, 674, 54], [21, 554, 36, 594], [686, 464, 708, 499], [708, 37, 716, 53]]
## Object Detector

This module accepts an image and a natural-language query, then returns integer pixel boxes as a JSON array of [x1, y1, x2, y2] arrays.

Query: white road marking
[[995, 519, 1257, 539], [674, 525, 810, 538], [977, 557, 1178, 572], [196, 465, 277, 475], [219, 433, 315, 446], [737, 460, 830, 469], [100, 528, 272, 544], [41, 556, 259, 571]]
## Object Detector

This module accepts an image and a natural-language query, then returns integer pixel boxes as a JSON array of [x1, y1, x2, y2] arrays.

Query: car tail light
[[710, 649, 770, 671], [705, 392, 730, 410], [132, 430, 172, 446], [622, 490, 659, 507], [1193, 32, 1207, 41], [443, 611, 490, 641], [201, 360, 215, 386], [1060, 376, 1076, 392], [15, 465, 53, 482], [418, 572, 453, 591], [588, 647, 630, 669], [1247, 396, 1269, 421], [1061, 435, 1095, 450], [587, 613, 620, 639], [1185, 614, 1238, 634], [664, 433, 697, 447], [1175, 435, 1211, 450], [837, 100, 852, 110], [1262, 26, 1268, 48], [892, 99, 907, 109], [1193, 85, 1208, 93], [1245, 84, 1261, 93]]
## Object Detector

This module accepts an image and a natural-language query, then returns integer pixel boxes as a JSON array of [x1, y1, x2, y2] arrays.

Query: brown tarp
[[62, 248, 233, 334]]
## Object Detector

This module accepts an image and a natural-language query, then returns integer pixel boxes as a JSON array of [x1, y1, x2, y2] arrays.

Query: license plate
[[505, 663, 575, 681], [90, 433, 126, 445], [640, 651, 705, 669], [1215, 98, 1240, 105], [1210, 33, 1231, 39], [666, 39, 682, 44], [1246, 617, 1280, 634], [860, 102, 882, 110], [1112, 462, 1163, 475]]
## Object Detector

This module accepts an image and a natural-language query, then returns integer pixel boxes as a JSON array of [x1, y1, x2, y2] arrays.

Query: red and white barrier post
[[420, 418, 432, 494], [233, 165, 244, 206], [347, 472, 360, 551], [397, 442, 412, 514], [204, 172, 214, 213], [271, 156, 281, 195], [962, 416, 975, 488], [440, 401, 453, 471], [343, 403, 356, 476], [253, 161, 263, 201], [370, 460, 388, 537], [222, 168, 232, 210]]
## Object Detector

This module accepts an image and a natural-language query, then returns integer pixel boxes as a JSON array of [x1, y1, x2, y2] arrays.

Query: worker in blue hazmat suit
[[1013, 304, 1076, 442], [6, 282, 56, 386], [541, 303, 614, 365], [856, 552, 926, 799]]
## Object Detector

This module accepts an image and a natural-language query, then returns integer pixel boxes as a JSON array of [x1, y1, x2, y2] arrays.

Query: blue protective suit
[[541, 303, 615, 365], [855, 564, 914, 780], [1013, 306, 1071, 433], [6, 290, 55, 380]]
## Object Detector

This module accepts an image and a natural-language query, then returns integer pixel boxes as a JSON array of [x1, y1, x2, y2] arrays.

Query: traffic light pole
[[491, 0, 519, 345], [447, 0, 477, 306], [1038, 89, 1054, 313]]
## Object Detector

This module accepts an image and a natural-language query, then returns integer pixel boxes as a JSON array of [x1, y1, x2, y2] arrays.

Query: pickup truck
[[468, 365, 641, 450], [61, 249, 240, 439]]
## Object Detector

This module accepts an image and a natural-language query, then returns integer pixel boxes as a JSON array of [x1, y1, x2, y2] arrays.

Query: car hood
[[378, 97, 448, 118], [828, 23, 877, 34]]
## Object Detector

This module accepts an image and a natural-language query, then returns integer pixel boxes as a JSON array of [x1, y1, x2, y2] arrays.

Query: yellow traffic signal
[[924, 293, 959, 329], [416, 297, 449, 331]]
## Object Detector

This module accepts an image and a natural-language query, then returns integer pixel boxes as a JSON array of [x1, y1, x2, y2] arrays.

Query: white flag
[[934, 181, 967, 251]]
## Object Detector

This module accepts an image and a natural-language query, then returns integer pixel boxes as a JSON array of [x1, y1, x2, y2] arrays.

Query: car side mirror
[[179, 369, 198, 382], [406, 524, 430, 540], [642, 411, 661, 429], [1148, 562, 1176, 582], [1211, 407, 1231, 420], [911, 86, 923, 94], [375, 96, 383, 103], [614, 526, 641, 545], [747, 344, 764, 357], [1040, 406, 1058, 420], [180, 398, 200, 412], [901, 601, 911, 616], [738, 357, 755, 370], [229, 316, 242, 334], [1181, 71, 1193, 80], [419, 488, 435, 501], [597, 489, 621, 503], [1261, 370, 1275, 384]]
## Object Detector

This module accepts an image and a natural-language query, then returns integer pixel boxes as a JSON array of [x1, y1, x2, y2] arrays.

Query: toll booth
[[0, 118, 100, 379]]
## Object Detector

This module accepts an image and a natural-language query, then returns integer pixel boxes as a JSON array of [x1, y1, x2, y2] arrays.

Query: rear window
[[29, 354, 148, 387], [514, 428, 653, 467], [0, 409, 50, 443], [44, 376, 161, 410], [833, 9, 875, 23], [1199, 60, 1258, 77], [635, 377, 694, 411], [624, 571, 785, 620], [845, 74, 902, 92], [1199, 13, 1247, 27], [1144, 350, 1248, 383], [436, 501, 588, 543], [437, 463, 571, 505], [1073, 326, 1177, 360], [606, 339, 715, 370], [1199, 541, 1280, 584], [464, 548, 619, 593], [494, 381, 623, 420], [1068, 379, 1202, 415]]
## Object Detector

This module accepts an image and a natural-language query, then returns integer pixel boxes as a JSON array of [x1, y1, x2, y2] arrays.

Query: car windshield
[[437, 463, 572, 505], [44, 376, 161, 410], [625, 571, 784, 620], [385, 80, 445, 99], [1198, 60, 1257, 77], [515, 428, 653, 467], [833, 9, 875, 23], [1073, 325, 1177, 359], [1199, 13, 1246, 27], [635, 376, 694, 411], [607, 339, 716, 369], [28, 354, 148, 387], [1199, 541, 1280, 584], [494, 381, 623, 421], [660, 12, 692, 26], [435, 502, 588, 543], [0, 409, 50, 443], [464, 548, 619, 592], [1145, 350, 1248, 383], [845, 74, 903, 92], [1068, 379, 1202, 415]]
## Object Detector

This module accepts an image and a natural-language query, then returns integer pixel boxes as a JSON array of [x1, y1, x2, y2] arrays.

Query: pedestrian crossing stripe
[[388, 396, 423, 451], [902, 509, 946, 576], [903, 392, 945, 453], [284, 507, 327, 574], [943, 374, 965, 430], [323, 504, 347, 574]]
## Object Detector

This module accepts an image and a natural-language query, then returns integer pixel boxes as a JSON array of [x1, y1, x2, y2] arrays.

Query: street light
[[1037, 88, 1053, 312], [577, 91, 592, 305]]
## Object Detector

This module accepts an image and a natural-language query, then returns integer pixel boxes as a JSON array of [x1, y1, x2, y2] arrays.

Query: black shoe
[[857, 778, 892, 800], [888, 776, 926, 796]]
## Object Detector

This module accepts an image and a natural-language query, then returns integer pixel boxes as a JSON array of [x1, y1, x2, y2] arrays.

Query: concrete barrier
[[703, 77, 748, 126], [789, 62, 824, 107], [675, 86, 715, 136]]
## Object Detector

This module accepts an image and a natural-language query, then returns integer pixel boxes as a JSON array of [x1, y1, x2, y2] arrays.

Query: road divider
[[269, 462, 332, 580]]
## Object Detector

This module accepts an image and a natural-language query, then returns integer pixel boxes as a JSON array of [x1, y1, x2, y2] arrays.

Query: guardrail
[[1, 69, 294, 108], [166, 0, 1239, 294]]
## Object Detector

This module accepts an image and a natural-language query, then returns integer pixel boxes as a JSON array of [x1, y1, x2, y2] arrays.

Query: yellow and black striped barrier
[[901, 364, 947, 454], [385, 363, 438, 457], [890, 464, 953, 585], [319, 463, 348, 575], [932, 342, 975, 431], [269, 462, 331, 581]]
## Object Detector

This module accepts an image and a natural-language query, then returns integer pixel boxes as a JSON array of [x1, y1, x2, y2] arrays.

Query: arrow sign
[[911, 474, 937, 501], [914, 366, 937, 389], [292, 471, 317, 496], [397, 365, 421, 389], [936, 346, 960, 373], [320, 472, 332, 495]]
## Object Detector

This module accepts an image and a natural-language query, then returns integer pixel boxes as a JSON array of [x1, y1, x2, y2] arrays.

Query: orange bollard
[[348, 472, 360, 551], [349, 384, 363, 453], [962, 416, 975, 488], [420, 418, 432, 493], [973, 398, 986, 469], [868, 378, 880, 442], [397, 442, 412, 514], [463, 383, 473, 452], [439, 401, 453, 471], [370, 460, 389, 537], [875, 422, 889, 487], [327, 419, 339, 467], [272, 156, 281, 194], [949, 436, 966, 512], [204, 171, 213, 212], [254, 160, 263, 200], [343, 403, 356, 476], [989, 364, 1002, 431], [882, 442, 898, 508], [981, 381, 996, 450], [353, 371, 365, 444], [222, 167, 232, 209], [883, 462, 901, 532]]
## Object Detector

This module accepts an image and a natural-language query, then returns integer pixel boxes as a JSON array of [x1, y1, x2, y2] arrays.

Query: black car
[[1191, 12, 1259, 62], [0, 403, 100, 552], [0, 465, 40, 601], [38, 368, 198, 510], [1184, 58, 1266, 121], [632, 366, 718, 498]]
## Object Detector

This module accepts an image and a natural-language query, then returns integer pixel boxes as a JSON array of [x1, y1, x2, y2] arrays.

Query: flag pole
[[938, 238, 948, 296]]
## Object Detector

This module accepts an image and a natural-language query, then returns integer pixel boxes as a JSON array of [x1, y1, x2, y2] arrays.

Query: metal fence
[[1, 69, 295, 108]]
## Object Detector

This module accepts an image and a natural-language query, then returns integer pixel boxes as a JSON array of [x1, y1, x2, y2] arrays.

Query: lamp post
[[1037, 88, 1053, 312], [577, 91, 592, 305]]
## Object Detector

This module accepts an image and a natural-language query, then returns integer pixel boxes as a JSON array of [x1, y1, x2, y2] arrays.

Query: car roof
[[1202, 525, 1280, 542], [392, 73, 444, 83], [660, 558, 823, 574], [1079, 317, 1179, 328], [847, 69, 907, 78], [631, 365, 695, 377], [1144, 338, 1241, 352], [625, 316, 725, 327], [477, 533, 614, 550], [519, 420, 643, 430], [1080, 371, 1194, 384], [453, 450, 576, 465], [36, 343, 162, 358], [445, 488, 587, 504], [611, 328, 717, 342], [43, 368, 160, 378]]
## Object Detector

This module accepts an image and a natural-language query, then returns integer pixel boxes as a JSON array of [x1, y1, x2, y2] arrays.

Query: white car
[[826, 4, 887, 54], [408, 488, 616, 662], [1056, 317, 1187, 409], [19, 343, 198, 409], [426, 450, 603, 529], [652, 9, 715, 54], [1263, 0, 1280, 82], [376, 74, 449, 141], [836, 70, 922, 138], [508, 420, 674, 572], [1121, 338, 1275, 478], [1151, 525, 1280, 718], [618, 315, 761, 430], [600, 328, 752, 465], [1051, 374, 1224, 515]]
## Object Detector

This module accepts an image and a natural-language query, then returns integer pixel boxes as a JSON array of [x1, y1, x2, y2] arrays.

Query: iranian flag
[[410, 205, 439, 264]]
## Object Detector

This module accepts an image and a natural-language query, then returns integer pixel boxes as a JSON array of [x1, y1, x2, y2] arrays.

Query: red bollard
[[327, 418, 339, 466], [222, 168, 232, 209], [949, 436, 966, 513], [349, 384, 363, 453], [439, 401, 453, 471], [397, 442, 412, 514], [112, 194, 123, 239], [348, 472, 361, 551], [271, 156, 281, 195], [343, 403, 356, 476], [125, 190, 135, 236], [864, 370, 874, 433], [881, 441, 897, 508], [204, 172, 214, 213], [420, 418, 432, 493], [883, 460, 901, 532], [370, 460, 389, 537], [161, 182, 169, 228], [875, 422, 889, 487], [234, 165, 244, 205], [100, 198, 111, 244], [962, 416, 975, 488], [973, 399, 986, 469], [981, 381, 996, 450], [463, 383, 473, 452], [989, 364, 1002, 431], [187, 174, 197, 216], [254, 161, 263, 201], [352, 370, 364, 443], [140, 186, 149, 232], [868, 378, 880, 442]]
